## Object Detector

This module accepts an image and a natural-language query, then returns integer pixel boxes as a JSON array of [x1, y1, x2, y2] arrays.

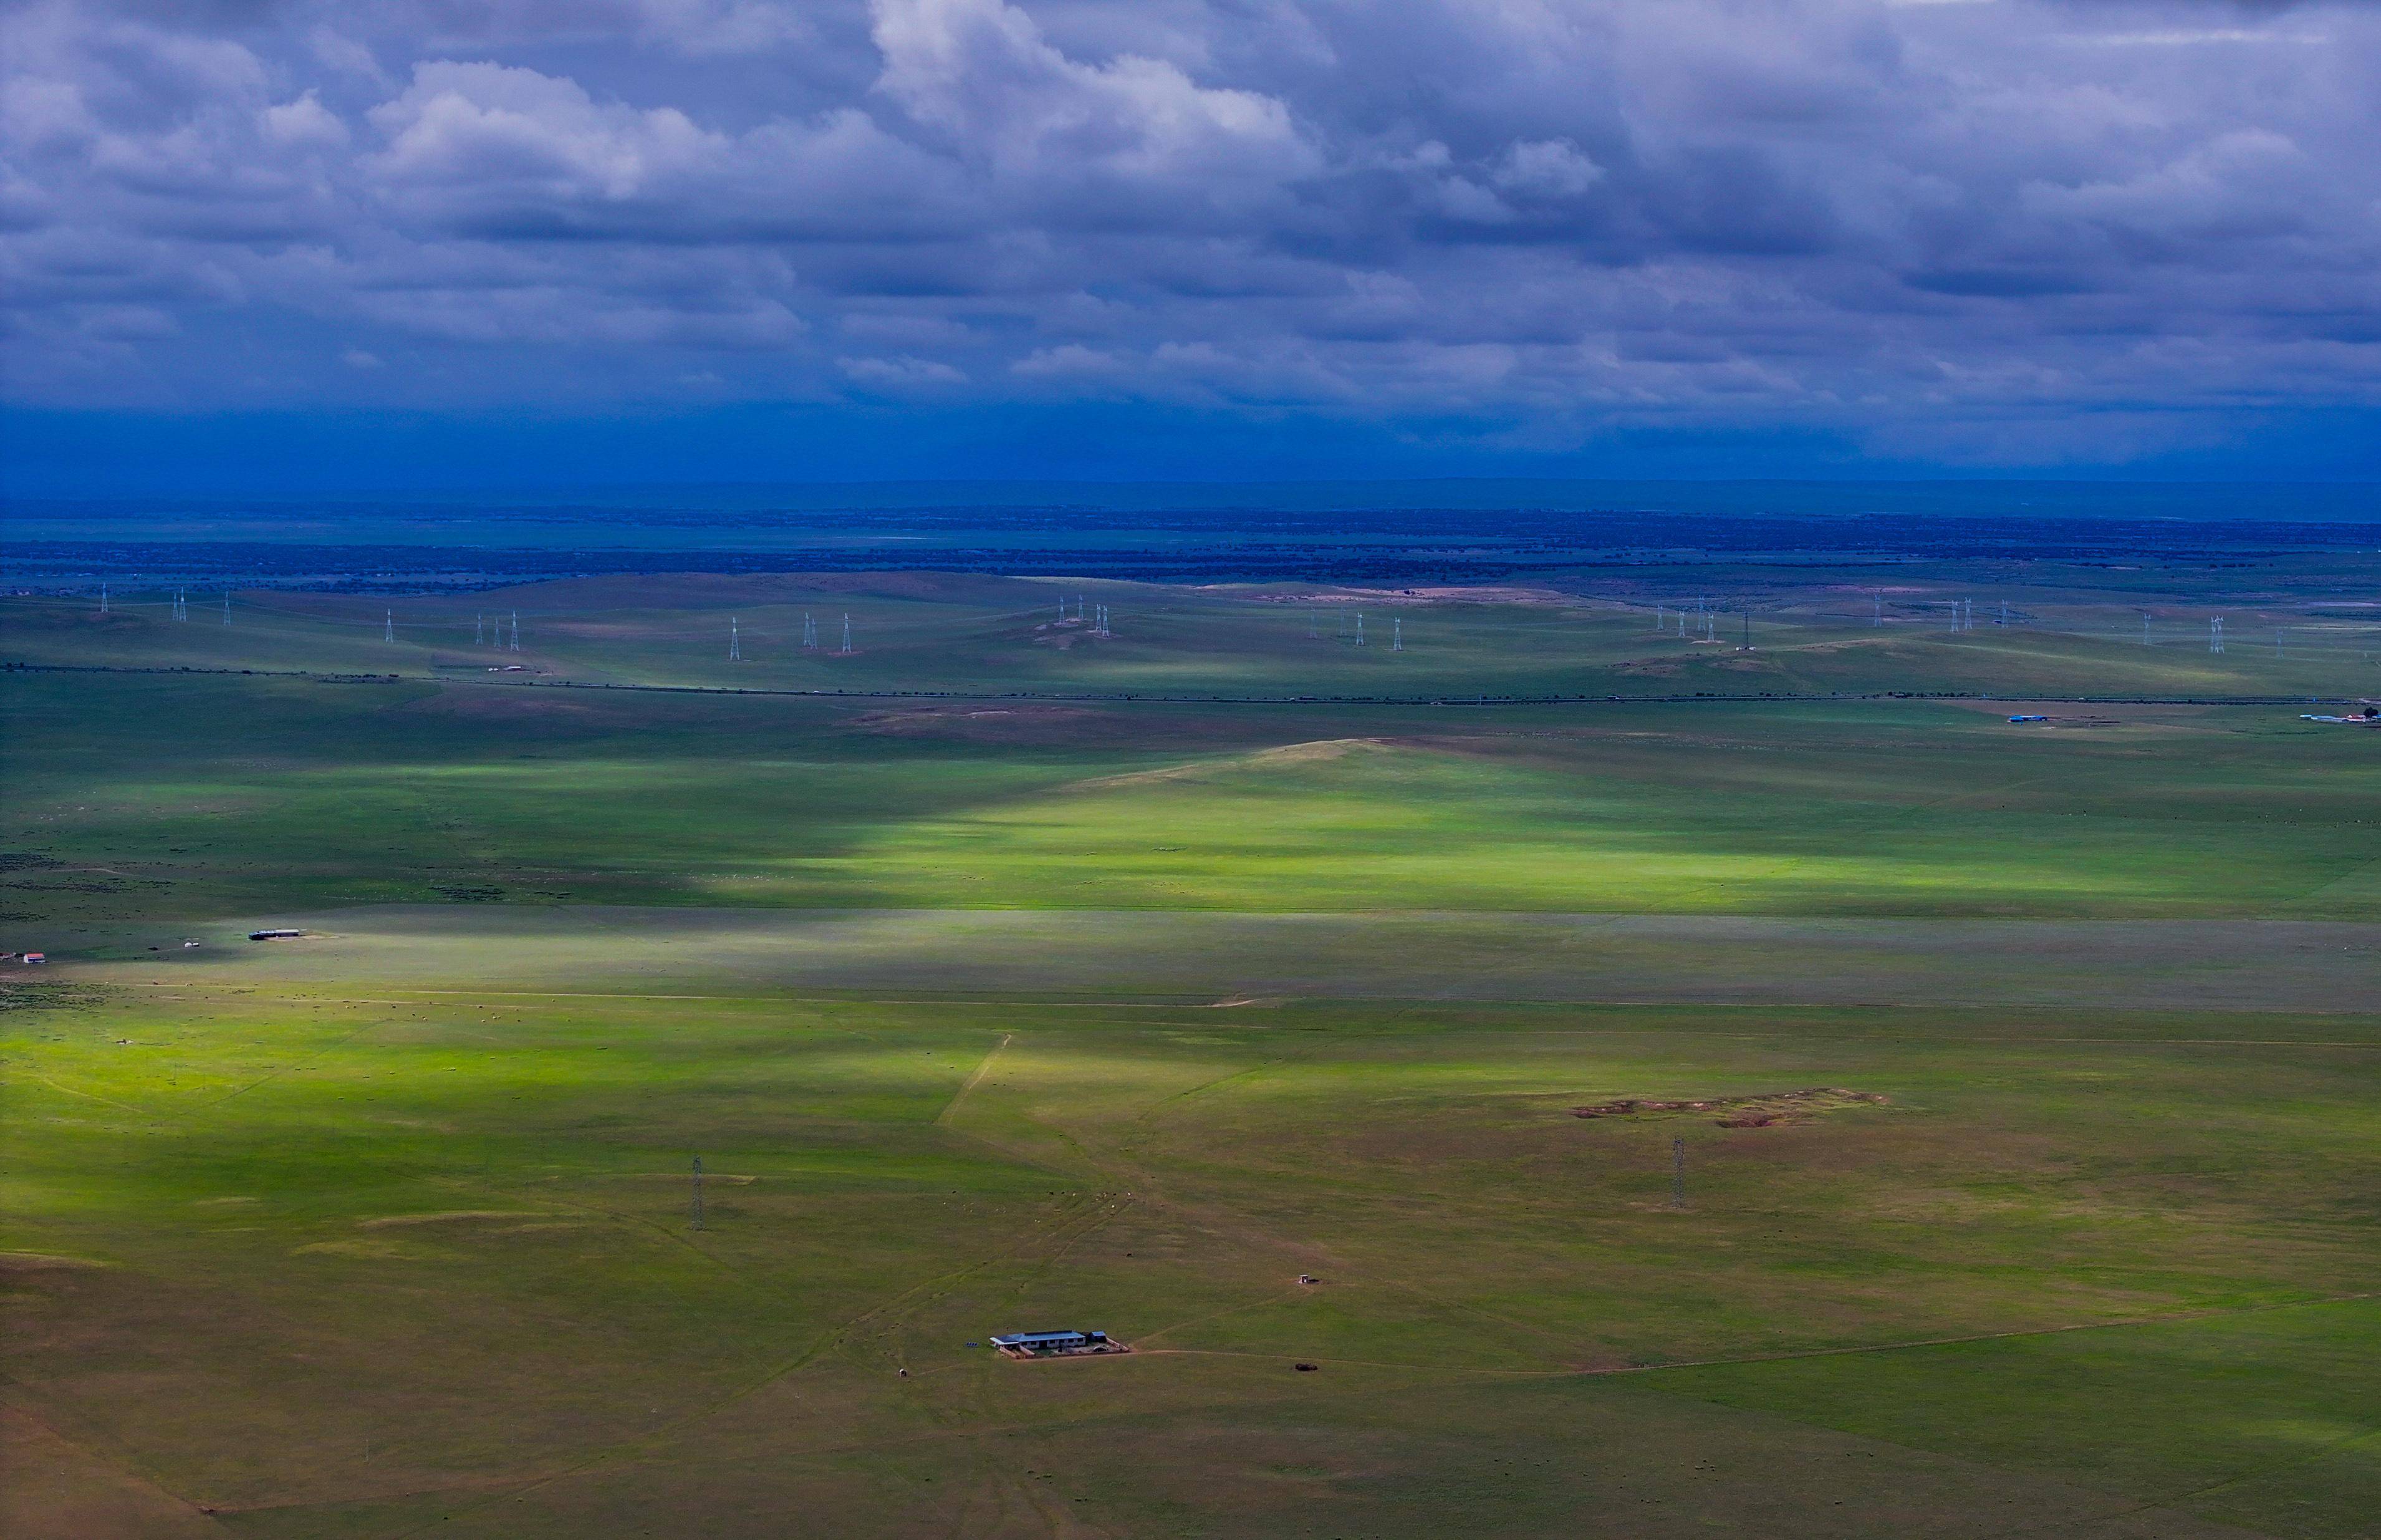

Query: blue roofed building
[[988, 1329, 1123, 1359]]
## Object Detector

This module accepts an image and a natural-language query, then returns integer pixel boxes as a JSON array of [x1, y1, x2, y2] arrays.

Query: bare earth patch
[[849, 703, 1100, 741], [0, 1251, 109, 1273], [1087, 738, 1387, 789], [1571, 1087, 1887, 1129]]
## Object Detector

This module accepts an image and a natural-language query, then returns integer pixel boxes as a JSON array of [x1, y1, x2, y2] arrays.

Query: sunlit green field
[[4, 671, 2377, 927], [4, 576, 2377, 1538]]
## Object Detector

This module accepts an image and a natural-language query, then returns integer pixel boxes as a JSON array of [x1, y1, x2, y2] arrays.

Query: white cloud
[[1493, 138, 1604, 200], [870, 0, 1319, 223], [1011, 342, 1124, 377], [262, 92, 351, 152], [369, 62, 723, 201], [840, 352, 967, 385]]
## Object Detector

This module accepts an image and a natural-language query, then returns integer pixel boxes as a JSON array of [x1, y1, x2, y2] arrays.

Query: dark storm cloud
[[2, 0, 2377, 463]]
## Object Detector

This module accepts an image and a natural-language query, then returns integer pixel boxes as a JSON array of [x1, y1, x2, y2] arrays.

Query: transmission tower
[[2210, 616, 2225, 654], [476, 614, 484, 646], [802, 612, 817, 649], [1671, 1137, 1687, 1208], [99, 584, 108, 615], [222, 594, 231, 625], [1873, 592, 1882, 627], [385, 609, 395, 642], [2142, 613, 2152, 646], [510, 611, 521, 652], [1392, 617, 1402, 652], [729, 617, 741, 662], [840, 614, 852, 653], [1308, 608, 1320, 639], [690, 1155, 705, 1231], [1354, 612, 1365, 647]]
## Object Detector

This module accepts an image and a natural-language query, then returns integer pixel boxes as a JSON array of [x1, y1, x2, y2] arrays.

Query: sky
[[3, 0, 2379, 493]]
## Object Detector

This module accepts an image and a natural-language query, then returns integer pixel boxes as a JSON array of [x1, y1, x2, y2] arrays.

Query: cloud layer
[[4, 0, 2378, 469]]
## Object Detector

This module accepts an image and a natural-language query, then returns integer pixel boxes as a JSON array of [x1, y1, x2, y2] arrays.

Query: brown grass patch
[[356, 1210, 542, 1229], [0, 1251, 109, 1273], [1571, 1087, 1887, 1129], [1087, 738, 1388, 790], [849, 703, 1100, 741]]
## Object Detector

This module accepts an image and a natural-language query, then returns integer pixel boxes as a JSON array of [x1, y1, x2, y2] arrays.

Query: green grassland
[[4, 672, 2377, 928], [9, 981, 2378, 1537], [3, 574, 2378, 1537]]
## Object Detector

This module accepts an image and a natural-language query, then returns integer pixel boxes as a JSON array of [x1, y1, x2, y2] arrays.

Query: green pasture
[[4, 671, 2375, 929], [3, 575, 2377, 1537], [6, 978, 2378, 1536]]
